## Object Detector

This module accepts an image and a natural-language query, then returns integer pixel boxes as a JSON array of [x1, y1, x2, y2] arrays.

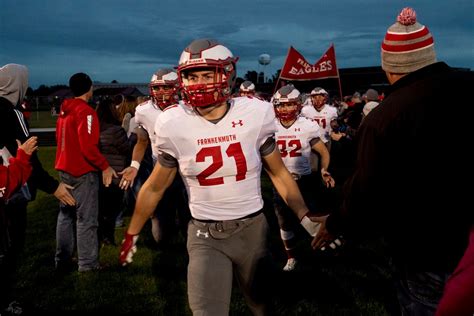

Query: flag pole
[[272, 46, 291, 95], [272, 74, 282, 96], [332, 44, 343, 101]]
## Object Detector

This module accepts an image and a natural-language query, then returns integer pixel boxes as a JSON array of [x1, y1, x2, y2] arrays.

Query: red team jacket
[[0, 148, 32, 201], [55, 98, 109, 177]]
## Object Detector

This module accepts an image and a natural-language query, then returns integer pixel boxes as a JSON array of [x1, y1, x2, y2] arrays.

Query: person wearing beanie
[[381, 7, 436, 75], [311, 7, 474, 315], [0, 64, 77, 312], [54, 72, 117, 272], [69, 72, 93, 97], [362, 89, 380, 118]]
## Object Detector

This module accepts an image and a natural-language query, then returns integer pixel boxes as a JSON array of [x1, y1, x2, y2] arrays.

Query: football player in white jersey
[[239, 80, 256, 97], [118, 68, 189, 243], [301, 87, 339, 213], [272, 85, 335, 271], [119, 39, 324, 315], [301, 87, 338, 145]]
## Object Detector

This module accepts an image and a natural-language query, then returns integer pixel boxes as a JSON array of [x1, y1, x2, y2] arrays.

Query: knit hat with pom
[[381, 7, 436, 73]]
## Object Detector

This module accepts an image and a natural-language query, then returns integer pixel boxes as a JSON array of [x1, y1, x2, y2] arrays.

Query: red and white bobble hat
[[381, 7, 436, 74]]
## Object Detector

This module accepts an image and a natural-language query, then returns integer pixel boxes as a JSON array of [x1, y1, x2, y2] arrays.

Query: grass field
[[27, 111, 58, 128], [15, 147, 399, 315]]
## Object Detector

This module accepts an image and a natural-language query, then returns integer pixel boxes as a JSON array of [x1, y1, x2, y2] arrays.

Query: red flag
[[280, 44, 339, 81]]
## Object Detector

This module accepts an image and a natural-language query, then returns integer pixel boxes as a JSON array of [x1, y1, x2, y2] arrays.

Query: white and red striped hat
[[381, 7, 436, 73]]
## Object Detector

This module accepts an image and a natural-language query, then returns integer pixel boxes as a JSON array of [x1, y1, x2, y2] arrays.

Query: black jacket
[[0, 97, 58, 199], [99, 123, 130, 184], [327, 62, 474, 272]]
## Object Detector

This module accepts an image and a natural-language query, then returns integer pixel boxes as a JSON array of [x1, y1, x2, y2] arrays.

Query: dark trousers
[[99, 184, 124, 244], [0, 198, 28, 308], [394, 264, 449, 316]]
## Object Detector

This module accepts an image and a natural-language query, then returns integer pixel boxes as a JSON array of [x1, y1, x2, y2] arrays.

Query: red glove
[[119, 232, 139, 266]]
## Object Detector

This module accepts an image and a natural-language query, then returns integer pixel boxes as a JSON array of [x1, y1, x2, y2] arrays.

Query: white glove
[[300, 215, 321, 237]]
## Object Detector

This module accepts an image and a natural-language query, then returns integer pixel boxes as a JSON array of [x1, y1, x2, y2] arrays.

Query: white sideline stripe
[[30, 128, 56, 132]]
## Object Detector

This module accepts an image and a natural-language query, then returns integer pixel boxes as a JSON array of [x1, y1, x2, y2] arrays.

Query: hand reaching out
[[17, 137, 38, 155], [118, 166, 138, 190]]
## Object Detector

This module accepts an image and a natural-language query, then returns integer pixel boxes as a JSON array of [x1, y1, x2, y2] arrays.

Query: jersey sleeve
[[134, 107, 145, 127], [300, 106, 312, 119], [154, 115, 179, 159], [257, 102, 278, 148], [308, 119, 322, 140]]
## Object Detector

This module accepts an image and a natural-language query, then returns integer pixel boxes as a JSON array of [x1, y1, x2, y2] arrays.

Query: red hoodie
[[55, 98, 109, 177]]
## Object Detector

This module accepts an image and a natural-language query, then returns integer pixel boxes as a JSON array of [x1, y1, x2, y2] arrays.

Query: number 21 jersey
[[154, 97, 277, 221]]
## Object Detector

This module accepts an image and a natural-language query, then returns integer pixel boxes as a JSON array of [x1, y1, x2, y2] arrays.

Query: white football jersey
[[276, 116, 321, 176], [301, 104, 338, 143], [134, 99, 162, 161], [154, 97, 277, 221]]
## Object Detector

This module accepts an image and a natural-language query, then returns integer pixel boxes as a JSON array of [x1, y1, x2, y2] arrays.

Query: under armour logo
[[295, 128, 301, 132], [232, 120, 243, 128], [196, 229, 209, 238]]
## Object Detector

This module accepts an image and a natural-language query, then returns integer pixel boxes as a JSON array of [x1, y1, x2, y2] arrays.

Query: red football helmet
[[177, 39, 238, 107], [149, 68, 179, 110], [272, 85, 302, 121]]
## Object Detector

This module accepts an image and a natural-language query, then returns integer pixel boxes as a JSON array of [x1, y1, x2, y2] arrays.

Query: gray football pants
[[187, 212, 269, 316]]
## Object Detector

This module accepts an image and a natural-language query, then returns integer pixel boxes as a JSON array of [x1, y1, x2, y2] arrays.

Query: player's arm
[[120, 161, 176, 266], [119, 126, 149, 190], [127, 162, 176, 234], [263, 147, 322, 237], [311, 139, 335, 188], [262, 147, 308, 219]]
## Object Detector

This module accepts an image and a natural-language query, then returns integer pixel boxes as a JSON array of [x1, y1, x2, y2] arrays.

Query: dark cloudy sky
[[1, 0, 472, 88]]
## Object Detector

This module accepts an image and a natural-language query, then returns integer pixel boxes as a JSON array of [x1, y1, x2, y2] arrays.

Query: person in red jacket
[[54, 72, 116, 272], [436, 226, 474, 316], [1, 136, 37, 312]]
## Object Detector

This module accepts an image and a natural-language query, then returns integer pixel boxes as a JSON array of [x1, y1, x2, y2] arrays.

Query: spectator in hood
[[0, 64, 76, 311]]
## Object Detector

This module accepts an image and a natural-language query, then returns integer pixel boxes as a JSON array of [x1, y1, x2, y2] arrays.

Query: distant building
[[92, 82, 149, 96]]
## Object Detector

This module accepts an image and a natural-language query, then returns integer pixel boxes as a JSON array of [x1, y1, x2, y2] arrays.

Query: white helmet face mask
[[149, 68, 179, 110], [177, 39, 238, 107]]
